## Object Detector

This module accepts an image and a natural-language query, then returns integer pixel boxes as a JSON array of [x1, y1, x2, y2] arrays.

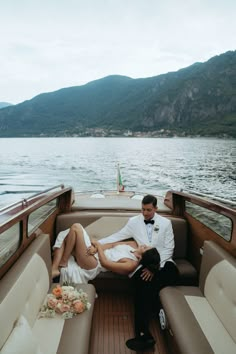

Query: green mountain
[[0, 50, 235, 137], [0, 102, 13, 109]]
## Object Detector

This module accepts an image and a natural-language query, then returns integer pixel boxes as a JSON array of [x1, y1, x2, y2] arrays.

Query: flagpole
[[117, 163, 124, 193], [117, 163, 120, 194]]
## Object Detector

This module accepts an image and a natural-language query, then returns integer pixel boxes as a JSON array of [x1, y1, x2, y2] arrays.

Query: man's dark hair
[[142, 194, 157, 207], [141, 248, 160, 273]]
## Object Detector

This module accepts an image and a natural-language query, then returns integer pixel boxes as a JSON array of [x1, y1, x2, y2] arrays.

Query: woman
[[52, 223, 160, 284]]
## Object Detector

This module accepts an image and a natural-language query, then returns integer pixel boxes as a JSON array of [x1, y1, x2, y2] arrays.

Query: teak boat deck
[[89, 291, 168, 354]]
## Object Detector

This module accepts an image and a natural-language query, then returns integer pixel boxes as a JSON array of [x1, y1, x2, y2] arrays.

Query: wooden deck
[[89, 291, 169, 354]]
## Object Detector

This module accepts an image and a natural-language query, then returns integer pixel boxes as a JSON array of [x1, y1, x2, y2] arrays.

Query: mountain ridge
[[0, 50, 235, 137], [0, 102, 13, 109]]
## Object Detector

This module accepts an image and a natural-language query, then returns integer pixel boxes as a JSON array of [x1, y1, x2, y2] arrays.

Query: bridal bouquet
[[40, 285, 91, 320]]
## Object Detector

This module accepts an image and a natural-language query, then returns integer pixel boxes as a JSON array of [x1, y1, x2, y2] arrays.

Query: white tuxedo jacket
[[99, 213, 175, 267]]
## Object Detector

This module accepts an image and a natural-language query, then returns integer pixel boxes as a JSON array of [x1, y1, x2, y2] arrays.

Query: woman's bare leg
[[59, 227, 77, 267], [51, 242, 65, 278], [60, 223, 98, 270]]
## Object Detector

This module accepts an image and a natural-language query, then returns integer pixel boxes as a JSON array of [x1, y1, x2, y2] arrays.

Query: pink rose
[[73, 300, 85, 314], [60, 304, 71, 313], [47, 297, 58, 309]]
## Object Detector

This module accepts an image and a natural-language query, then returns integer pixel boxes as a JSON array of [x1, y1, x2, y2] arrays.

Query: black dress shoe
[[126, 336, 156, 351]]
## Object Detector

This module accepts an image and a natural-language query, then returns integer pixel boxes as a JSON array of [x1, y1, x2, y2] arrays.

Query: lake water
[[0, 137, 235, 207]]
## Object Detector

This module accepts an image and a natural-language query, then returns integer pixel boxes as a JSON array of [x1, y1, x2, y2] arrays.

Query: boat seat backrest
[[199, 241, 236, 342], [0, 235, 51, 350], [55, 214, 188, 259], [169, 217, 187, 259]]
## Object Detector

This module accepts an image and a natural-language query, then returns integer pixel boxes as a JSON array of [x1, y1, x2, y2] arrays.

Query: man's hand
[[141, 268, 154, 281]]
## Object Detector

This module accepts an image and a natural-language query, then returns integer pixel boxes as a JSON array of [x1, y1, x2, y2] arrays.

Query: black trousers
[[131, 261, 179, 337]]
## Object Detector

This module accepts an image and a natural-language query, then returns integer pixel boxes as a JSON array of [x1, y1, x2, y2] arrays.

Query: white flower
[[62, 285, 74, 291], [67, 291, 78, 301], [86, 302, 91, 310], [62, 311, 74, 320]]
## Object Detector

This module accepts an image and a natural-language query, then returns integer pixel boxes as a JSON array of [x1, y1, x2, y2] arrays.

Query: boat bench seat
[[0, 234, 96, 354], [55, 213, 198, 286], [159, 241, 236, 354]]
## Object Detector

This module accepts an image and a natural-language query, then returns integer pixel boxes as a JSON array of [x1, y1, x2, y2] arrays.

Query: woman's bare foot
[[52, 268, 60, 279]]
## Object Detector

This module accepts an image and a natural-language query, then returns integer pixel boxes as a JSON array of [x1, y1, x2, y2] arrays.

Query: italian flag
[[117, 164, 125, 192]]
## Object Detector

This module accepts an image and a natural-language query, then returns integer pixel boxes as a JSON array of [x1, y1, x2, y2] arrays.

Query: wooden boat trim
[[165, 190, 236, 217], [165, 190, 236, 259], [0, 186, 73, 280]]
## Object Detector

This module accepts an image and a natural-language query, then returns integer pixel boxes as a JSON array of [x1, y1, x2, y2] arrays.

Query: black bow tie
[[144, 219, 154, 225]]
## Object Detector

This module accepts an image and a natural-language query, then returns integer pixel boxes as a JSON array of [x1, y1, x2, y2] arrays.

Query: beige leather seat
[[160, 241, 236, 354]]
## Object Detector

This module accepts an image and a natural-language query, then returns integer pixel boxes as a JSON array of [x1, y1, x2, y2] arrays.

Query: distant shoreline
[[0, 135, 234, 139]]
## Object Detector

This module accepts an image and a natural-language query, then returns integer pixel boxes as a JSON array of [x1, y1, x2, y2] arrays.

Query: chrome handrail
[[0, 184, 65, 213], [180, 189, 236, 207]]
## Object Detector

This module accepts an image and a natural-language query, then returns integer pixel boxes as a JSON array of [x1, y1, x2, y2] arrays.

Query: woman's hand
[[91, 239, 99, 247], [87, 243, 98, 256], [140, 268, 154, 281], [87, 239, 101, 255]]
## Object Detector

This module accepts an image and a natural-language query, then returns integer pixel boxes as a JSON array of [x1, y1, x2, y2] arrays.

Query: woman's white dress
[[53, 227, 138, 284]]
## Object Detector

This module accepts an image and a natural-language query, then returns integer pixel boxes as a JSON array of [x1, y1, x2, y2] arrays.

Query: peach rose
[[73, 300, 85, 314], [52, 286, 62, 298]]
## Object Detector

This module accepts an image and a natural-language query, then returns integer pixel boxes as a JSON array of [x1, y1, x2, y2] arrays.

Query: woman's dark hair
[[140, 248, 160, 273], [142, 195, 157, 207]]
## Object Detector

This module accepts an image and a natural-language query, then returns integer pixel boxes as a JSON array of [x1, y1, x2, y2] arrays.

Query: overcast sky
[[0, 0, 235, 104]]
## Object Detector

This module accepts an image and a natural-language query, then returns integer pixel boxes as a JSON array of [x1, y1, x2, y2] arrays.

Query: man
[[99, 194, 179, 351]]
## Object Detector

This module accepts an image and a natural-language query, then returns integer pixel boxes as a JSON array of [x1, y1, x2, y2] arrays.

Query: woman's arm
[[99, 240, 137, 250], [87, 240, 137, 255], [86, 240, 113, 255]]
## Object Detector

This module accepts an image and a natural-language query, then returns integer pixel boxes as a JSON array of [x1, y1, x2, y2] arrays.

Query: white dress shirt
[[145, 223, 153, 243]]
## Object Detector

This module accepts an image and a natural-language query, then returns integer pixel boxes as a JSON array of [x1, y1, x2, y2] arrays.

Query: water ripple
[[0, 137, 235, 206]]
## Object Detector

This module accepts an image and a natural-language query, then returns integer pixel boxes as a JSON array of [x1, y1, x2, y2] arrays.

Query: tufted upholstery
[[160, 241, 236, 354], [0, 235, 50, 350]]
